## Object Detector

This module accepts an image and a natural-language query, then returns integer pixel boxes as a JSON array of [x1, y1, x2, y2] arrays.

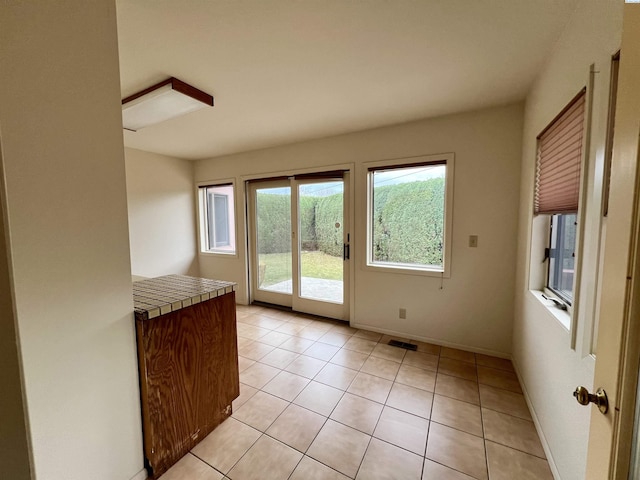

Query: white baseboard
[[511, 357, 561, 480], [129, 468, 148, 480], [349, 322, 511, 359]]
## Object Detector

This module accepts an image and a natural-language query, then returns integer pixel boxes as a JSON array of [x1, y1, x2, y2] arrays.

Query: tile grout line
[[258, 358, 339, 480], [480, 373, 491, 480], [350, 350, 400, 479], [233, 306, 540, 479], [186, 451, 226, 478], [189, 433, 260, 478], [484, 438, 549, 461], [239, 318, 413, 478], [422, 371, 438, 479]]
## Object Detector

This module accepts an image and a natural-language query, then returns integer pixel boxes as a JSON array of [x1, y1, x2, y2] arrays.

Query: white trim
[[511, 357, 562, 480], [195, 178, 239, 259], [529, 76, 594, 349], [237, 161, 354, 308], [345, 170, 356, 326], [245, 178, 294, 308], [199, 250, 236, 257], [360, 262, 445, 278], [349, 322, 510, 358], [129, 468, 148, 480], [570, 67, 596, 351], [362, 152, 455, 279], [242, 164, 356, 322], [291, 176, 348, 320], [530, 290, 571, 331]]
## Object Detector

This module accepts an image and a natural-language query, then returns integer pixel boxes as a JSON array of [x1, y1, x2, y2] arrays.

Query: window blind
[[367, 159, 446, 172], [245, 170, 347, 184], [534, 89, 586, 215]]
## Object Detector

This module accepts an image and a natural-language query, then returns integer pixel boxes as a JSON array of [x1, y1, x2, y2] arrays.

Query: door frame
[[585, 4, 640, 478], [614, 135, 640, 478], [291, 174, 350, 320], [242, 164, 355, 322], [247, 179, 294, 308]]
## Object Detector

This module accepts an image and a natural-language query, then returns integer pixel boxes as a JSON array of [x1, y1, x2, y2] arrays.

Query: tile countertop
[[133, 274, 236, 321]]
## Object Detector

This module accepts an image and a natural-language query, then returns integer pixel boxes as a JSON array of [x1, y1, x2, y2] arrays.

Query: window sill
[[200, 250, 238, 258], [529, 290, 571, 331], [364, 262, 450, 278]]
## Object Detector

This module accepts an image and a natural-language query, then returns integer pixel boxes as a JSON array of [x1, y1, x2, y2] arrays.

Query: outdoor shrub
[[299, 195, 318, 251], [372, 178, 445, 266], [257, 191, 342, 257], [256, 178, 444, 265], [315, 193, 343, 257], [256, 192, 291, 253]]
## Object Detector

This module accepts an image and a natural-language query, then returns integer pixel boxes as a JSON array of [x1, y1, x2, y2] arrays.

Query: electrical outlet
[[399, 308, 406, 319], [469, 235, 478, 248]]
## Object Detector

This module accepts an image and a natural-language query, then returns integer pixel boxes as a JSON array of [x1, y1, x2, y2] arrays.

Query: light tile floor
[[160, 305, 554, 480]]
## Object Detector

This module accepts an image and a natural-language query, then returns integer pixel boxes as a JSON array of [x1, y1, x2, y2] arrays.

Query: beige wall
[[196, 103, 523, 355], [125, 147, 199, 278], [513, 0, 623, 479], [0, 2, 144, 479]]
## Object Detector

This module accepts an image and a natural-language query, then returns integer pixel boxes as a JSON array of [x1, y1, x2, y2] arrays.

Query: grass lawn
[[259, 251, 342, 287]]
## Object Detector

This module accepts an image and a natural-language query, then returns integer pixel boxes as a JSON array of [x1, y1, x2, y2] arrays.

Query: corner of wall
[[0, 135, 33, 480], [511, 1, 623, 478], [124, 148, 200, 278]]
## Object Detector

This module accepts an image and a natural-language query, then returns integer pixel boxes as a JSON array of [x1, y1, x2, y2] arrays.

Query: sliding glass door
[[248, 174, 349, 320]]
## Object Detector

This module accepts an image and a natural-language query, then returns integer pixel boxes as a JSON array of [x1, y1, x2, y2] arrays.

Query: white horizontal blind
[[534, 89, 586, 215]]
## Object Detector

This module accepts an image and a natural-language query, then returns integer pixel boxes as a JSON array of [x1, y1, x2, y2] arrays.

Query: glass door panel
[[256, 186, 292, 294], [298, 181, 344, 304], [250, 182, 293, 306], [248, 174, 349, 320]]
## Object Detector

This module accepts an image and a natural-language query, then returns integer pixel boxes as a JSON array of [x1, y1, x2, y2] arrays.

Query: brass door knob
[[573, 386, 608, 414]]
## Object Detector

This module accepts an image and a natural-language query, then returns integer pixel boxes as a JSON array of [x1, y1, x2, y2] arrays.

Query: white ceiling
[[117, 0, 579, 161]]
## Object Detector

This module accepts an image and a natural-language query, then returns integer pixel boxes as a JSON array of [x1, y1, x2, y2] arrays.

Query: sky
[[258, 164, 445, 198]]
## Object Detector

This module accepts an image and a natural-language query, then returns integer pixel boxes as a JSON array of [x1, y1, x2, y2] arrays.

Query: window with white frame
[[366, 155, 453, 275], [535, 89, 586, 307], [199, 183, 236, 254]]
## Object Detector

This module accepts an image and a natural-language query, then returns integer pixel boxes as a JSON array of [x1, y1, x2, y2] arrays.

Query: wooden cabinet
[[135, 291, 239, 478]]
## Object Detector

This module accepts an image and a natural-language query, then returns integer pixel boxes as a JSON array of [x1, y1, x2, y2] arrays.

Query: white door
[[585, 4, 640, 478], [248, 173, 349, 320]]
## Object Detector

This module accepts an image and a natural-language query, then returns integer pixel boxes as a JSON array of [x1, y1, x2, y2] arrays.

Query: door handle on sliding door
[[343, 243, 350, 260]]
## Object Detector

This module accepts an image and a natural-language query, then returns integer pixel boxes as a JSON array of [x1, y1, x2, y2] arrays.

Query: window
[[535, 89, 586, 306], [548, 213, 577, 304], [366, 155, 453, 275], [210, 194, 230, 247], [199, 183, 236, 254]]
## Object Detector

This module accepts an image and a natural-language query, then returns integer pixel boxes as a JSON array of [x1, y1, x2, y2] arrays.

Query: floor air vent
[[387, 340, 418, 351]]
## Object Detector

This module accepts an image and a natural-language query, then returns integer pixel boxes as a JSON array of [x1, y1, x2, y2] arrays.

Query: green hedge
[[256, 192, 291, 254], [257, 179, 444, 264], [314, 194, 343, 257], [372, 178, 445, 266], [299, 195, 317, 251], [256, 192, 343, 257]]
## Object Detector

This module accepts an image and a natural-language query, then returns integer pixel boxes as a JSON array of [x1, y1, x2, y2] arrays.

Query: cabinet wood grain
[[136, 292, 239, 478]]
